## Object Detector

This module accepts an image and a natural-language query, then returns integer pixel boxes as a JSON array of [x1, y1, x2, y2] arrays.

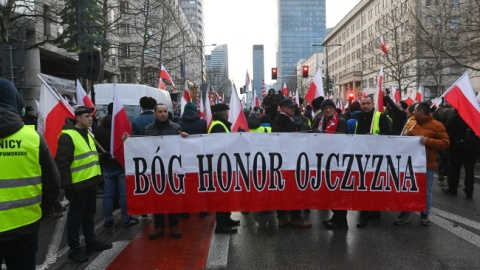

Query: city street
[[32, 162, 480, 270]]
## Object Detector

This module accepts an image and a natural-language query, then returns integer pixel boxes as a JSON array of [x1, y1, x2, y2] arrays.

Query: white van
[[93, 83, 173, 122]]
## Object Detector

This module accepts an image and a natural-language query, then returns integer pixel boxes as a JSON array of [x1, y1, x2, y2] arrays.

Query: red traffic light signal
[[271, 68, 277, 79], [302, 65, 309, 78]]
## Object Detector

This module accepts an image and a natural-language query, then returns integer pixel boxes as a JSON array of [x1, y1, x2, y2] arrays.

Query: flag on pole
[[198, 91, 204, 118], [405, 87, 418, 106], [392, 86, 401, 103], [159, 64, 175, 88], [228, 85, 249, 132], [293, 89, 300, 105], [282, 82, 288, 96], [180, 81, 191, 116], [76, 80, 96, 114], [203, 93, 212, 128], [305, 68, 324, 105], [111, 84, 132, 167], [253, 90, 260, 107], [416, 85, 424, 102], [444, 72, 480, 136], [37, 77, 75, 157], [245, 69, 250, 87], [375, 67, 385, 113], [261, 80, 267, 97], [180, 58, 185, 80], [380, 36, 388, 54]]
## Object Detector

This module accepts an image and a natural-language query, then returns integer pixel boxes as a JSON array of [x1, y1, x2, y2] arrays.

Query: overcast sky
[[204, 0, 361, 88]]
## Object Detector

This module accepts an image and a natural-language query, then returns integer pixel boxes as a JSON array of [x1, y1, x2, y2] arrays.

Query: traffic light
[[348, 92, 354, 101], [240, 87, 244, 94], [271, 68, 277, 79], [302, 65, 309, 78]]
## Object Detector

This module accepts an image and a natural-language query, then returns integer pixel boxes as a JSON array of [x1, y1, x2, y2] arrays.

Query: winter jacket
[[0, 100, 60, 244], [355, 109, 391, 135], [93, 115, 122, 167], [208, 116, 232, 133], [177, 110, 207, 135], [272, 113, 297, 132], [144, 119, 182, 136], [132, 111, 154, 135], [410, 115, 450, 170], [383, 95, 407, 135], [446, 112, 480, 153]]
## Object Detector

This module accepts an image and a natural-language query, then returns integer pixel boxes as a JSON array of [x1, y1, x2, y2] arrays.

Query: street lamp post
[[312, 43, 342, 97]]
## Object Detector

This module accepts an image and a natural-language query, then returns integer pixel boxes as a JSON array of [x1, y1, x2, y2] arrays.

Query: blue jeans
[[102, 164, 129, 222], [0, 234, 37, 270], [67, 189, 97, 248], [421, 170, 434, 216]]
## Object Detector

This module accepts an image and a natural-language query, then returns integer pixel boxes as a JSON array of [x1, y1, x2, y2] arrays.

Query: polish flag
[[76, 80, 96, 115], [203, 93, 212, 128], [392, 86, 401, 103], [228, 85, 249, 132], [444, 72, 480, 136], [380, 36, 388, 54], [293, 90, 300, 105], [416, 85, 424, 102], [336, 99, 344, 112], [180, 81, 191, 116], [282, 82, 288, 96], [198, 91, 204, 118], [261, 80, 267, 97], [245, 69, 250, 87], [158, 80, 166, 90], [253, 90, 260, 107], [406, 88, 418, 106], [305, 68, 324, 105], [110, 85, 132, 168], [37, 81, 75, 157], [375, 67, 385, 113], [159, 64, 175, 88]]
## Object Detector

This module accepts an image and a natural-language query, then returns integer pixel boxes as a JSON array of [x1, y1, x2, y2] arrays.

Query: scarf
[[319, 112, 339, 133]]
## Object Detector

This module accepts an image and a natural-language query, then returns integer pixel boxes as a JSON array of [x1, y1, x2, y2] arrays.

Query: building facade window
[[119, 43, 131, 58]]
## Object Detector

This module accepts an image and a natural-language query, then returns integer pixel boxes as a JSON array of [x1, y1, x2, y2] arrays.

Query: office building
[[252, 45, 265, 95]]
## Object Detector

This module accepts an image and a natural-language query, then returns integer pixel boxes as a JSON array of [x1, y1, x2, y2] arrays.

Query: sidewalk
[[107, 214, 215, 269]]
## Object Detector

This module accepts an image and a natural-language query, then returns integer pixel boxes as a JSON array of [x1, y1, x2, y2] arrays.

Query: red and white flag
[[253, 89, 260, 107], [336, 99, 344, 112], [392, 86, 401, 103], [245, 69, 250, 87], [159, 64, 175, 88], [282, 82, 288, 96], [293, 90, 300, 105], [76, 80, 96, 114], [158, 80, 166, 90], [406, 88, 418, 106], [110, 85, 132, 167], [375, 67, 385, 113], [380, 35, 388, 54], [416, 85, 424, 102], [261, 80, 267, 97], [305, 68, 324, 105], [228, 85, 249, 132], [37, 81, 75, 157], [180, 81, 191, 116], [444, 72, 480, 136], [198, 91, 204, 118], [203, 93, 212, 128]]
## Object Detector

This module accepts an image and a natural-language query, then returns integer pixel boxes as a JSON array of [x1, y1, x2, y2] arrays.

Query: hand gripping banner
[[124, 133, 426, 214]]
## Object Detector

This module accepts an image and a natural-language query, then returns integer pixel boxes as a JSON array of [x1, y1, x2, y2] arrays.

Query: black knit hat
[[211, 103, 230, 113], [320, 99, 336, 111], [311, 96, 325, 111]]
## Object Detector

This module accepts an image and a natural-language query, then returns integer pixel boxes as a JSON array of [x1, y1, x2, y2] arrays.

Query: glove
[[64, 188, 74, 201]]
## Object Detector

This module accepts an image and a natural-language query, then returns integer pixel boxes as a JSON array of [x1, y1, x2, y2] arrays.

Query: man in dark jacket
[[132, 96, 156, 135], [94, 103, 139, 229], [178, 102, 207, 135], [0, 78, 60, 270], [383, 91, 407, 135], [272, 99, 312, 229], [442, 110, 480, 199], [145, 103, 188, 240], [56, 106, 112, 263], [22, 105, 38, 127]]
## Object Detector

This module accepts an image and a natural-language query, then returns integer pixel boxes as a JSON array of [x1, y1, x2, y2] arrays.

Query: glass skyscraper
[[252, 45, 265, 96], [277, 0, 326, 83]]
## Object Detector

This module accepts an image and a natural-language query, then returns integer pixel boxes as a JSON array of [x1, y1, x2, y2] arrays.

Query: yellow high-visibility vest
[[61, 130, 101, 184], [0, 126, 42, 232], [208, 120, 230, 134]]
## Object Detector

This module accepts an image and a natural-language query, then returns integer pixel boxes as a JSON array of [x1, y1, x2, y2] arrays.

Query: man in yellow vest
[[55, 106, 112, 263], [0, 78, 60, 270], [354, 96, 391, 228], [208, 103, 241, 234]]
